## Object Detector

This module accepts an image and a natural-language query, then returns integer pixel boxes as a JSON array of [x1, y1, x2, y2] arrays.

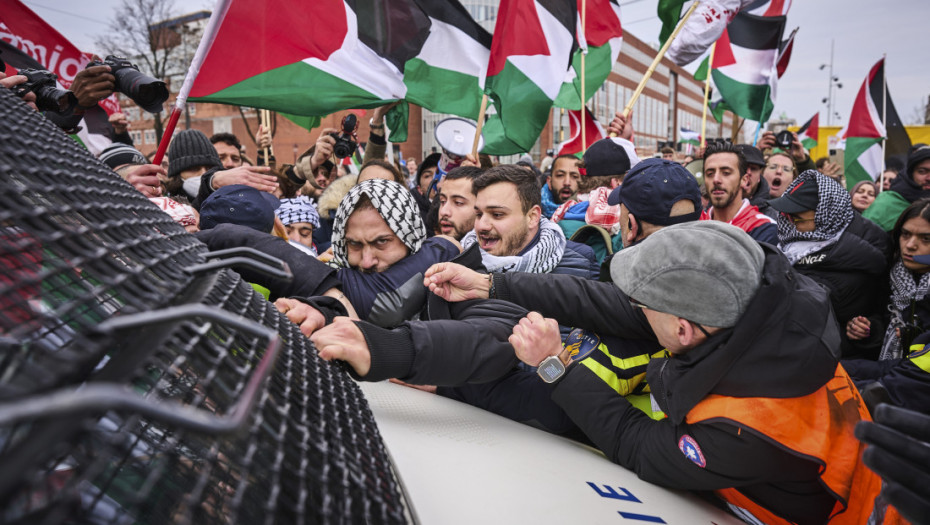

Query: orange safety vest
[[685, 364, 899, 525]]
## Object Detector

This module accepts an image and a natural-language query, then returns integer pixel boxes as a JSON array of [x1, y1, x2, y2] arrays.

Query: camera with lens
[[330, 114, 359, 159], [9, 68, 70, 113], [775, 130, 794, 150], [87, 55, 168, 113]]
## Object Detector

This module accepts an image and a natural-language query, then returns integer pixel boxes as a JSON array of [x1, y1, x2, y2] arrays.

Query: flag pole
[[752, 121, 762, 147], [881, 54, 887, 181], [472, 93, 489, 158], [152, 0, 234, 166], [261, 109, 270, 163], [581, 0, 587, 151], [700, 43, 716, 148], [621, 0, 700, 119]]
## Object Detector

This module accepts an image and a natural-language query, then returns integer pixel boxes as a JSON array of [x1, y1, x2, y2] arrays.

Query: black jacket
[[791, 213, 892, 358], [495, 246, 843, 524]]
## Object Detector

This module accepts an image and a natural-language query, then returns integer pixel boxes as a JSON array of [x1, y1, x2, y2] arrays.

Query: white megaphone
[[435, 117, 484, 175]]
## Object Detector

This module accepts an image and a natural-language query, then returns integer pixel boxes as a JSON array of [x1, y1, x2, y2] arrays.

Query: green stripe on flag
[[189, 62, 394, 116], [801, 137, 817, 150], [694, 56, 709, 83], [554, 44, 615, 110], [404, 58, 485, 119], [711, 70, 775, 123], [844, 136, 883, 189], [281, 113, 321, 131], [484, 61, 554, 155], [657, 0, 687, 45]]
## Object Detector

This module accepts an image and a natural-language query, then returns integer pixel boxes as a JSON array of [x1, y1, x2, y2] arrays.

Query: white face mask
[[182, 175, 202, 199]]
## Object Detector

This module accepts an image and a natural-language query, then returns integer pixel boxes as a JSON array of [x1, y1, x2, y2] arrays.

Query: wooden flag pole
[[260, 109, 270, 163], [581, 0, 587, 151], [472, 93, 489, 158], [621, 0, 700, 119], [700, 43, 716, 148]]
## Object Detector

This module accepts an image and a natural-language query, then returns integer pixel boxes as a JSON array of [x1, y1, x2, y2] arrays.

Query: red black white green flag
[[709, 11, 785, 124], [481, 0, 577, 155], [553, 0, 622, 111], [797, 113, 818, 150], [841, 58, 911, 188], [189, 0, 492, 139]]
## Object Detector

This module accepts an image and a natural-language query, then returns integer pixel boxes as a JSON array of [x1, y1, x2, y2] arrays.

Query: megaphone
[[435, 117, 483, 174]]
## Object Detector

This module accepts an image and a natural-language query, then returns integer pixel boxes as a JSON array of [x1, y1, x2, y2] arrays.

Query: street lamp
[[819, 40, 843, 126]]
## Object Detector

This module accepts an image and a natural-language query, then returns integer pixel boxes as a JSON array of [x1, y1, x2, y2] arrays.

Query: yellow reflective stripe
[[598, 344, 651, 371], [582, 358, 638, 396], [908, 344, 930, 373], [627, 394, 666, 420], [249, 282, 271, 300]]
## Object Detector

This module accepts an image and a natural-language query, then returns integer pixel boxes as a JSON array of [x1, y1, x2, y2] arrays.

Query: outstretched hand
[[211, 165, 278, 193], [509, 312, 562, 367], [423, 262, 490, 302], [311, 317, 371, 377], [275, 297, 326, 337]]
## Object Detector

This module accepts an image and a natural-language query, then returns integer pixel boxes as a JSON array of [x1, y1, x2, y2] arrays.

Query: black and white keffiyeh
[[276, 196, 321, 228], [777, 170, 854, 265], [880, 261, 930, 360], [461, 217, 566, 274], [330, 179, 426, 268]]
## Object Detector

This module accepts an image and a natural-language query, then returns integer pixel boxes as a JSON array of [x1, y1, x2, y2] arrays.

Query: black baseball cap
[[769, 178, 819, 214], [608, 158, 702, 226], [734, 144, 765, 167]]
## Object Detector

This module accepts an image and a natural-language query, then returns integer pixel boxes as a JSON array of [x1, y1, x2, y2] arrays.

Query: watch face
[[538, 357, 565, 384]]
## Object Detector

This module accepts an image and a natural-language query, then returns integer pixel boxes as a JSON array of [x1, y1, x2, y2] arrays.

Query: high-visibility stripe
[[908, 344, 930, 373], [582, 358, 639, 396]]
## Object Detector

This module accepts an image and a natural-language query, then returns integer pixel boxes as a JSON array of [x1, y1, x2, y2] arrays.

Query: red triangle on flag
[[711, 27, 737, 69], [487, 0, 551, 77], [581, 0, 622, 47], [557, 106, 606, 156]]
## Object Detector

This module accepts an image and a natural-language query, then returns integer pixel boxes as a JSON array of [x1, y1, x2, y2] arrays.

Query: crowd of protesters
[[4, 62, 930, 524]]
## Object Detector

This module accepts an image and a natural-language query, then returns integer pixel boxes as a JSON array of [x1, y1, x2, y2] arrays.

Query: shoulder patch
[[678, 435, 706, 468], [565, 328, 600, 363]]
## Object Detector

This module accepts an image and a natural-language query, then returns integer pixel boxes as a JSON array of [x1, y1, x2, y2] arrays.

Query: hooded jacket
[[863, 146, 930, 231], [494, 247, 854, 524]]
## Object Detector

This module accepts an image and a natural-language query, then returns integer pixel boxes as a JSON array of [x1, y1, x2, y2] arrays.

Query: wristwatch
[[537, 348, 572, 384], [536, 328, 601, 384]]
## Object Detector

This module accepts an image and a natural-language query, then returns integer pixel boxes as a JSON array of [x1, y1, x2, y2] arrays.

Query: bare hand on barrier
[[211, 165, 278, 193], [1, 74, 38, 110], [311, 317, 371, 377], [122, 164, 165, 198], [509, 312, 562, 367], [275, 297, 326, 337], [423, 262, 491, 302]]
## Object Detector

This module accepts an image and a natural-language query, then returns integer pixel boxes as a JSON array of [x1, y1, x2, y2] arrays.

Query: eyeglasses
[[629, 297, 649, 310], [766, 163, 794, 172], [630, 297, 714, 339]]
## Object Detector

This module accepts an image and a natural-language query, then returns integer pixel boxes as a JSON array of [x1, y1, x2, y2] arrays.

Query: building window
[[187, 103, 196, 116], [144, 129, 156, 144], [130, 130, 142, 144]]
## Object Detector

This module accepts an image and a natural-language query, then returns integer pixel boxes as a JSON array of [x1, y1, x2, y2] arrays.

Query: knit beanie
[[167, 129, 222, 179], [98, 143, 146, 170]]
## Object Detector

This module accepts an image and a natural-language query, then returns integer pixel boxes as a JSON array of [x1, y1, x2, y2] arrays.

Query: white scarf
[[462, 218, 566, 274]]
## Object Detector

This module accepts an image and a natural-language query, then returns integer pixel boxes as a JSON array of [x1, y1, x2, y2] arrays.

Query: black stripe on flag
[[348, 0, 431, 71], [867, 60, 912, 161], [536, 0, 578, 40], [416, 0, 492, 49], [727, 12, 785, 51], [0, 40, 45, 72]]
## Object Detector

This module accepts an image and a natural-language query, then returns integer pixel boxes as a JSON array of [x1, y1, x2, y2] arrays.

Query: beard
[[710, 184, 740, 209], [479, 220, 530, 256]]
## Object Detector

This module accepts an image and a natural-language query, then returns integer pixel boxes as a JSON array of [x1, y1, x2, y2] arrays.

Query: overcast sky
[[23, 0, 930, 129]]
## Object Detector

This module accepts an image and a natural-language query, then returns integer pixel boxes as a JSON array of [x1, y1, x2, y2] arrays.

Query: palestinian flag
[[680, 127, 702, 146], [710, 11, 786, 124], [742, 0, 792, 16], [775, 26, 796, 79], [554, 0, 623, 111], [842, 58, 910, 189], [797, 113, 818, 150], [481, 0, 577, 155], [556, 106, 605, 156], [189, 0, 491, 135]]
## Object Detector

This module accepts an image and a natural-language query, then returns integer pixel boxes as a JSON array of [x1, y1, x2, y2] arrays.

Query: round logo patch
[[678, 435, 706, 468]]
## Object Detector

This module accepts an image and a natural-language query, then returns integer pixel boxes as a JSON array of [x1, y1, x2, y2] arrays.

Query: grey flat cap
[[610, 221, 765, 327]]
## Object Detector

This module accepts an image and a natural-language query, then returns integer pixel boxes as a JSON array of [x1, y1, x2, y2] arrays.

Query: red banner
[[0, 0, 120, 114]]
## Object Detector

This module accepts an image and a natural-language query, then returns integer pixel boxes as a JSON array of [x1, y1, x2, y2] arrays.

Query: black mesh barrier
[[0, 89, 406, 524]]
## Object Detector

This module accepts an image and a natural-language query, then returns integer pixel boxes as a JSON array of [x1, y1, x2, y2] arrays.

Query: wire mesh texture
[[0, 88, 405, 524]]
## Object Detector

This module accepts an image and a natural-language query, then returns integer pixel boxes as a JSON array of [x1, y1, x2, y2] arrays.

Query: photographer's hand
[[0, 74, 37, 111], [69, 65, 115, 108], [788, 132, 808, 164], [310, 128, 337, 172], [757, 131, 776, 151]]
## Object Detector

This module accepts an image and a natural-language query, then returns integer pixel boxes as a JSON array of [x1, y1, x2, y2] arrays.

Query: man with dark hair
[[466, 165, 598, 278], [438, 166, 484, 241], [700, 142, 777, 245], [660, 146, 676, 160], [541, 154, 582, 218], [210, 132, 244, 170], [735, 144, 776, 219]]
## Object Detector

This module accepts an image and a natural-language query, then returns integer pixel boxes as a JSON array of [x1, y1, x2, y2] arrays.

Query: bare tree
[[94, 0, 190, 142]]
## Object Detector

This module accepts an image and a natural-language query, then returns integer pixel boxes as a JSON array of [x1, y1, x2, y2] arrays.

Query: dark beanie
[[167, 129, 222, 179], [98, 143, 146, 170]]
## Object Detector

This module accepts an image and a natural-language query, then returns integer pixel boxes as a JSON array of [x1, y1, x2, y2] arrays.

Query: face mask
[[182, 175, 202, 199]]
